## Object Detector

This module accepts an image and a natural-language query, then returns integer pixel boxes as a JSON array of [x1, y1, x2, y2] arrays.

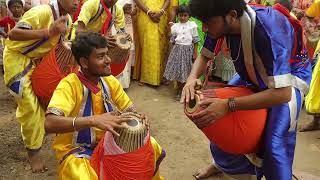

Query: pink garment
[[24, 0, 49, 7]]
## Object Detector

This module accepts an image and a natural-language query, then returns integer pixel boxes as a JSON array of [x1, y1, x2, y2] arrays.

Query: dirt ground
[[0, 78, 319, 180]]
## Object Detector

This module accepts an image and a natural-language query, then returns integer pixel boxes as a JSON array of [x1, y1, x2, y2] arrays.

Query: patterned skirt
[[164, 44, 193, 83]]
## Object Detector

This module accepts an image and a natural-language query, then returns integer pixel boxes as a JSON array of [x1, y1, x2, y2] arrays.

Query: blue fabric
[[210, 143, 258, 175], [101, 82, 114, 112], [202, 5, 312, 180], [76, 92, 93, 146], [262, 90, 301, 180], [76, 81, 114, 149], [9, 81, 21, 95]]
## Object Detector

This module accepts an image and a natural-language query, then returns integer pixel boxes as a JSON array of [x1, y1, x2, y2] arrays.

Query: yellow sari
[[133, 0, 168, 86]]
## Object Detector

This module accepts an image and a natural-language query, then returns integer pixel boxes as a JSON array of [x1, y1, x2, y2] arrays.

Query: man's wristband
[[228, 97, 236, 112]]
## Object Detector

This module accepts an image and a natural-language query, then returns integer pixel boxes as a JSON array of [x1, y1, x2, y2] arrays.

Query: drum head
[[185, 94, 200, 114], [115, 33, 131, 50]]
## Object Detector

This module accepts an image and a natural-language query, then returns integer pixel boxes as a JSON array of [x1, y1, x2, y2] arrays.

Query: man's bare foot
[[27, 149, 47, 173], [138, 82, 145, 86], [193, 164, 222, 179], [300, 120, 320, 132]]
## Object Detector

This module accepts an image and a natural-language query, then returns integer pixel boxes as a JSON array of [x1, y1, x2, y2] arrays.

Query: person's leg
[[58, 155, 98, 180], [263, 88, 302, 180], [194, 143, 260, 179], [15, 71, 46, 172], [175, 82, 184, 101], [150, 137, 165, 180]]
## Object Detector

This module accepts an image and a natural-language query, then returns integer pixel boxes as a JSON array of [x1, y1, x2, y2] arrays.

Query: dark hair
[[275, 0, 293, 11], [176, 5, 190, 15], [189, 0, 247, 22], [71, 32, 108, 65], [8, 0, 23, 8]]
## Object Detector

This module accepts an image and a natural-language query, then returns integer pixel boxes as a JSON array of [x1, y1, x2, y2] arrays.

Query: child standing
[[0, 0, 24, 37], [164, 5, 199, 100], [0, 0, 24, 73]]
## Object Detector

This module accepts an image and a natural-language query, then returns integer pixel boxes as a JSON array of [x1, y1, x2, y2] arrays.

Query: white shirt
[[171, 21, 199, 46]]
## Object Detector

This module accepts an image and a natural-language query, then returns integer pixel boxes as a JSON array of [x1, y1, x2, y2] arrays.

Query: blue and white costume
[[201, 5, 312, 180]]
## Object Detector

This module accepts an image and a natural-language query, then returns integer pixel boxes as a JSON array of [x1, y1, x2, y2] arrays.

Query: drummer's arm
[[9, 14, 68, 41], [232, 86, 292, 111], [45, 113, 129, 136], [76, 0, 97, 34], [187, 54, 209, 80], [8, 27, 49, 41]]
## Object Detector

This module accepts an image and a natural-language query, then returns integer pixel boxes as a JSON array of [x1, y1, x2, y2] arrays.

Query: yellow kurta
[[133, 0, 168, 86], [47, 73, 164, 180], [76, 0, 125, 33], [3, 5, 72, 150]]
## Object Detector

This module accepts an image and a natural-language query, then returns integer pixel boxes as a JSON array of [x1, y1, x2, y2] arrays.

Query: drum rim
[[185, 94, 201, 114]]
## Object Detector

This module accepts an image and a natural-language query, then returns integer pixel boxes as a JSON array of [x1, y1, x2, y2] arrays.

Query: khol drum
[[185, 87, 267, 154], [31, 42, 79, 109]]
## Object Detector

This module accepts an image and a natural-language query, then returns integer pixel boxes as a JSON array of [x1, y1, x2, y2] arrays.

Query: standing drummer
[[45, 32, 165, 179], [180, 0, 311, 179], [74, 0, 126, 47], [3, 0, 78, 173]]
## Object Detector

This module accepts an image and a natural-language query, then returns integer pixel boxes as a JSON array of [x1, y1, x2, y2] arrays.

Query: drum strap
[[100, 0, 113, 34], [21, 5, 59, 55], [204, 38, 224, 87], [88, 3, 104, 24]]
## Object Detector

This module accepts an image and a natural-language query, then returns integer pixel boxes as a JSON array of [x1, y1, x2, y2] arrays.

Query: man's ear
[[79, 57, 88, 69], [226, 10, 238, 24]]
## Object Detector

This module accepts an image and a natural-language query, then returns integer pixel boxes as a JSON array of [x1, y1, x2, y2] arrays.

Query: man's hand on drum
[[49, 16, 68, 37], [104, 35, 117, 48], [192, 98, 229, 129], [180, 78, 202, 103], [92, 112, 130, 136]]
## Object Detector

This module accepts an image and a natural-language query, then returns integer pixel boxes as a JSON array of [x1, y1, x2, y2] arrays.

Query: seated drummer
[[45, 32, 165, 180], [180, 0, 311, 179], [75, 0, 126, 46]]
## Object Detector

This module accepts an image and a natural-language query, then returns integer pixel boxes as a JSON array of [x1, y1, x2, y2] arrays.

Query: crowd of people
[[0, 0, 319, 179]]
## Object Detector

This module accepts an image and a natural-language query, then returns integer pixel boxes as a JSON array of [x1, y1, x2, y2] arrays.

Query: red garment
[[272, 3, 306, 63], [91, 135, 155, 180], [0, 16, 16, 32], [100, 0, 112, 34], [73, 0, 84, 22]]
